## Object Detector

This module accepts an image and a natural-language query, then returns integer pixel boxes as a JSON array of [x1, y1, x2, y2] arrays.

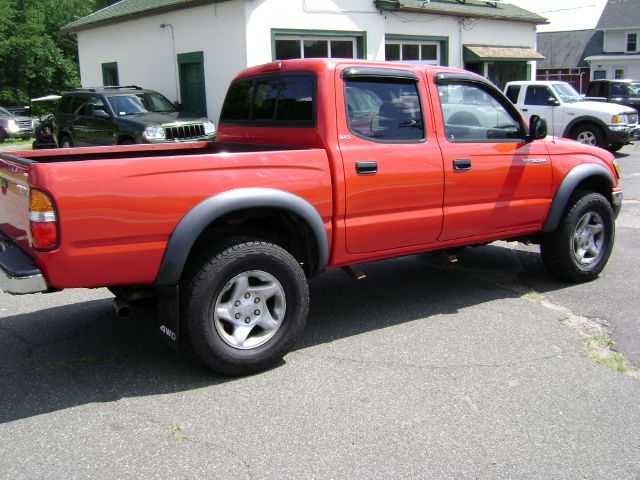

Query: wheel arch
[[562, 116, 607, 139], [154, 188, 329, 285], [541, 163, 615, 233]]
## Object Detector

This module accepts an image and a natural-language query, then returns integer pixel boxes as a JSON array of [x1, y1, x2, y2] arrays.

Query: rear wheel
[[119, 137, 135, 145], [180, 239, 309, 376], [540, 191, 615, 282], [572, 123, 604, 148]]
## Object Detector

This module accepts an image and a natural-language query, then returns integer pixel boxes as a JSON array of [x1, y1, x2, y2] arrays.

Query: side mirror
[[92, 109, 110, 119], [174, 102, 182, 111], [547, 97, 560, 107], [527, 115, 547, 142]]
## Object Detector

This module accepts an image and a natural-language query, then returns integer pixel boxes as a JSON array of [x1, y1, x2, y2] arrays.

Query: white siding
[[604, 30, 626, 53], [77, 1, 246, 123]]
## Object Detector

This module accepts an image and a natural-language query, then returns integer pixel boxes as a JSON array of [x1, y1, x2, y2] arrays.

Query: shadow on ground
[[0, 243, 569, 423]]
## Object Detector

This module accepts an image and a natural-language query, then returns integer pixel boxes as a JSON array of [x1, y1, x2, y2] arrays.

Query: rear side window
[[505, 85, 520, 104], [221, 74, 315, 125], [344, 78, 424, 142]]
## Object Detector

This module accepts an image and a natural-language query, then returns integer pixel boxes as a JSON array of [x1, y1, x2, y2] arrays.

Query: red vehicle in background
[[0, 59, 622, 375]]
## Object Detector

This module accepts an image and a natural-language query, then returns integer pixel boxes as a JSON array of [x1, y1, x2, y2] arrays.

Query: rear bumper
[[0, 233, 48, 294]]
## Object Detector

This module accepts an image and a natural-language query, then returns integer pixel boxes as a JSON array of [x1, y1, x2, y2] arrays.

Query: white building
[[61, 0, 546, 122], [585, 0, 640, 80]]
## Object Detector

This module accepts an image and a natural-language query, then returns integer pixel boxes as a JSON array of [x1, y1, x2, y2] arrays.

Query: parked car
[[0, 106, 34, 141], [54, 86, 216, 147], [504, 80, 639, 152], [585, 79, 640, 113], [0, 59, 622, 375]]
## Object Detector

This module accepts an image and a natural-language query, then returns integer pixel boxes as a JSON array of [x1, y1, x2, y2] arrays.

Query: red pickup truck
[[0, 59, 622, 375]]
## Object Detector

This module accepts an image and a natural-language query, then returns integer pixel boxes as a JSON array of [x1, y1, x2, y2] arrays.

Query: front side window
[[386, 41, 440, 65], [221, 74, 315, 125], [275, 36, 355, 60], [344, 78, 424, 142], [437, 82, 522, 142], [627, 33, 637, 52], [524, 86, 557, 106]]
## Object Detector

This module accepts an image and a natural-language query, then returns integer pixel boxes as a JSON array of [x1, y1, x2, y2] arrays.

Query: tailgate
[[0, 153, 33, 253]]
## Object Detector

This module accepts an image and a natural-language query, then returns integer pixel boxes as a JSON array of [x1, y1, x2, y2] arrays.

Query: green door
[[178, 52, 207, 117]]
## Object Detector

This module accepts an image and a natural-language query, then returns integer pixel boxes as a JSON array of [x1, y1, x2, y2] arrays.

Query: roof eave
[[396, 6, 548, 25], [61, 0, 229, 34]]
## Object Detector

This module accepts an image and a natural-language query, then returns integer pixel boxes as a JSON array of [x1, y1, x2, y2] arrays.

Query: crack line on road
[[291, 350, 573, 372]]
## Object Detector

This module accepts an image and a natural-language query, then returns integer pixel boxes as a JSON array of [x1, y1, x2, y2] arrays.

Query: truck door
[[432, 74, 552, 241], [336, 66, 444, 254], [519, 85, 564, 137]]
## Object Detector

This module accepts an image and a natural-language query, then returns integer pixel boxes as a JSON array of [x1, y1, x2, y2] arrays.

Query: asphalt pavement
[[0, 143, 639, 479]]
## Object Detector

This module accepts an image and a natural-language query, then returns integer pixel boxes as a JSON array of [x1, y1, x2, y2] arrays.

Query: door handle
[[520, 108, 528, 112], [453, 158, 471, 171], [356, 160, 378, 175]]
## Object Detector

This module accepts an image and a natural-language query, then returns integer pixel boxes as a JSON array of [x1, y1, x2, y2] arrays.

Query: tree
[[0, 0, 118, 106]]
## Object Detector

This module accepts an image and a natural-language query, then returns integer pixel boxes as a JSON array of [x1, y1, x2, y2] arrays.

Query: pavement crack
[[292, 350, 572, 372]]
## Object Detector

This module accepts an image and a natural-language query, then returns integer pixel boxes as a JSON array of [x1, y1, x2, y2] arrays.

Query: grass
[[169, 422, 188, 441], [583, 333, 630, 374]]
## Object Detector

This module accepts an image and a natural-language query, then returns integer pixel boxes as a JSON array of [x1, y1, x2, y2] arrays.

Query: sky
[[507, 0, 608, 32]]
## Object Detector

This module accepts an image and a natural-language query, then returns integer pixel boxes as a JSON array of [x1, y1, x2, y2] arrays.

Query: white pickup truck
[[504, 80, 639, 152]]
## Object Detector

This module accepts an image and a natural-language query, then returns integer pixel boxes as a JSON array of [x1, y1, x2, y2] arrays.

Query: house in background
[[61, 0, 546, 122], [536, 30, 603, 93], [585, 0, 640, 80]]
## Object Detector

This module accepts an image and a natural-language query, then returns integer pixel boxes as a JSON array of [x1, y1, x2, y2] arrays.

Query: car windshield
[[0, 106, 12, 116], [107, 92, 176, 117], [552, 83, 583, 103], [628, 82, 640, 96]]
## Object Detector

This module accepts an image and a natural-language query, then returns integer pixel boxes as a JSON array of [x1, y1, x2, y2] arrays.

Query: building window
[[615, 68, 625, 79], [274, 33, 359, 60], [593, 70, 606, 80], [627, 33, 637, 52], [102, 62, 119, 86], [386, 41, 439, 65]]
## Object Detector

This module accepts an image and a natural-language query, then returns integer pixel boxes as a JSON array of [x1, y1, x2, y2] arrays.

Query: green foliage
[[0, 0, 118, 106]]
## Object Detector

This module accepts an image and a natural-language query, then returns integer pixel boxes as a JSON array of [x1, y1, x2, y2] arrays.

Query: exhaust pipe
[[112, 297, 132, 318]]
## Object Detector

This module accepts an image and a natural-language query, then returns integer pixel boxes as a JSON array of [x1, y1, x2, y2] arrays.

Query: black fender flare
[[154, 188, 329, 285], [541, 163, 614, 232], [562, 116, 608, 139]]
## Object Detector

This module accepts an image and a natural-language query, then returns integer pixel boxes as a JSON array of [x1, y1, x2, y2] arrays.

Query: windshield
[[552, 83, 583, 103], [0, 106, 12, 116], [107, 92, 176, 116], [628, 83, 640, 96]]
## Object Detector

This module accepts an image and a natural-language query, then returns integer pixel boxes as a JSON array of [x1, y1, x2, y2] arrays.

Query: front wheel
[[572, 123, 604, 149], [540, 192, 615, 282], [180, 240, 309, 376]]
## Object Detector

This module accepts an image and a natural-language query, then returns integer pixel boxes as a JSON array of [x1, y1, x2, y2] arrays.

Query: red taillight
[[29, 189, 58, 250]]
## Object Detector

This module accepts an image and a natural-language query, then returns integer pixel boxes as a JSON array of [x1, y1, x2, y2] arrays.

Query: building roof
[[62, 0, 547, 34], [464, 45, 544, 61], [537, 30, 603, 69], [61, 0, 230, 34], [596, 0, 640, 30], [396, 0, 548, 25]]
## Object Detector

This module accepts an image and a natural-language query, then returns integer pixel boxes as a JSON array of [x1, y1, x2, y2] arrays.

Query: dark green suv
[[54, 86, 216, 147]]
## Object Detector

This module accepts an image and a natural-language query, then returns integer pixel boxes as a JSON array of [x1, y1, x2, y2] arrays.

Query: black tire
[[119, 138, 135, 145], [0, 128, 6, 142], [59, 135, 73, 148], [572, 123, 605, 148], [540, 191, 615, 282], [607, 142, 625, 153], [180, 239, 309, 376]]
